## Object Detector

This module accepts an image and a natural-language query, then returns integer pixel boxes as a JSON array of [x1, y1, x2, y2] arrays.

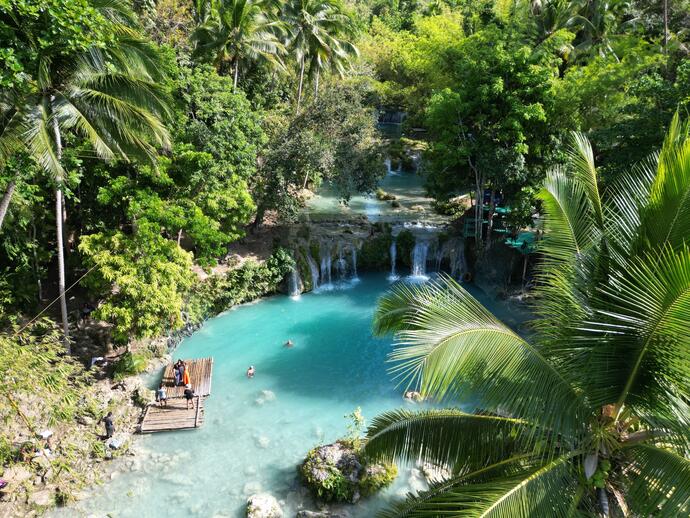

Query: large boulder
[[246, 493, 282, 518], [300, 441, 397, 503]]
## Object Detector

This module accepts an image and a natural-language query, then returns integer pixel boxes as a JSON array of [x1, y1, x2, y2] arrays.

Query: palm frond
[[378, 453, 580, 518], [637, 113, 690, 252], [376, 275, 590, 439], [622, 444, 690, 516], [579, 246, 690, 411], [364, 408, 529, 469]]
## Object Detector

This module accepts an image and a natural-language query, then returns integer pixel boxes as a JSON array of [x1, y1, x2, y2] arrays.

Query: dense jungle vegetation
[[0, 0, 689, 514]]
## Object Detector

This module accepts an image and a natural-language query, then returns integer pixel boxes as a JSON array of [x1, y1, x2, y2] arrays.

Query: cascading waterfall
[[306, 253, 320, 289], [335, 244, 347, 280], [288, 267, 301, 297], [396, 162, 402, 174], [434, 245, 443, 273], [351, 245, 359, 280], [388, 240, 398, 280], [411, 240, 430, 278], [319, 241, 333, 286], [384, 158, 392, 175]]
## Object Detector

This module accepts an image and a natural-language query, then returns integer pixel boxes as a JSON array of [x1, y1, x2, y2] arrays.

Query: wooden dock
[[139, 357, 213, 434], [140, 396, 205, 433], [160, 357, 214, 398]]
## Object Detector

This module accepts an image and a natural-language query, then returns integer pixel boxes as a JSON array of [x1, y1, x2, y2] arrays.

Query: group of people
[[153, 360, 196, 409], [173, 359, 190, 386]]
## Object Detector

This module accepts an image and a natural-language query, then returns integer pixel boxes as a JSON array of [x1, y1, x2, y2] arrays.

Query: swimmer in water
[[284, 340, 294, 348], [246, 366, 255, 378]]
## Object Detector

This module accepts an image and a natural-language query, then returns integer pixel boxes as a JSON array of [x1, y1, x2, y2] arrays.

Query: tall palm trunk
[[296, 57, 306, 111], [51, 107, 70, 350], [233, 60, 239, 92], [314, 68, 320, 99], [0, 179, 16, 231], [663, 0, 669, 56]]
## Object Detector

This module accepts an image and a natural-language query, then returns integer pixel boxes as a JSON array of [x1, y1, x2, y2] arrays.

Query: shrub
[[112, 351, 150, 380]]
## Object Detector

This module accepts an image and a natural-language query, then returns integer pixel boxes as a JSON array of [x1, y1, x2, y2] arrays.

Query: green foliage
[[395, 229, 415, 269], [0, 0, 114, 88], [79, 223, 195, 343], [112, 351, 151, 381], [300, 439, 397, 503], [358, 233, 392, 270], [367, 120, 690, 517], [255, 79, 385, 224], [0, 321, 91, 427], [185, 248, 295, 323], [358, 461, 398, 497]]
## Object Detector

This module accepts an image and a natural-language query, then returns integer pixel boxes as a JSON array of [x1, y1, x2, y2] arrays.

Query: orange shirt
[[182, 369, 190, 386]]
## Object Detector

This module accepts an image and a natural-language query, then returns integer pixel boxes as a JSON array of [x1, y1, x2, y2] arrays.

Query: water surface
[[59, 274, 528, 517]]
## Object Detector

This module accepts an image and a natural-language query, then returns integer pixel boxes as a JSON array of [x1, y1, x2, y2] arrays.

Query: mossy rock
[[396, 230, 415, 269], [300, 441, 397, 504], [359, 234, 392, 271]]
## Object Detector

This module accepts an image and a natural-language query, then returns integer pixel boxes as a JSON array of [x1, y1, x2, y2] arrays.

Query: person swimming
[[284, 340, 294, 348], [246, 366, 255, 378]]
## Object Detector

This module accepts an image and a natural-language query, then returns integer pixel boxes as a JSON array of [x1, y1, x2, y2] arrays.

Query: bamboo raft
[[139, 357, 213, 434]]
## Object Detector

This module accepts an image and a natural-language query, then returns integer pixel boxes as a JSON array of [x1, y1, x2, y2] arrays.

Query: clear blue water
[[58, 273, 528, 518]]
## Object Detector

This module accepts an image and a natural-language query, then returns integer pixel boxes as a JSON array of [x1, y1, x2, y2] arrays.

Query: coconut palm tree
[[366, 116, 690, 517], [0, 1, 170, 348], [283, 0, 357, 109], [192, 0, 285, 91]]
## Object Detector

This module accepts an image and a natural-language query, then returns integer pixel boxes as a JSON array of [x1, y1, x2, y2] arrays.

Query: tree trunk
[[314, 68, 320, 99], [32, 222, 43, 302], [177, 228, 183, 245], [296, 58, 306, 111], [233, 60, 239, 92], [663, 0, 669, 56], [302, 170, 310, 190], [52, 108, 70, 350], [0, 179, 16, 231]]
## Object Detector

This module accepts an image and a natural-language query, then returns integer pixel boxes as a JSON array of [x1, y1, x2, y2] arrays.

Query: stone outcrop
[[246, 493, 283, 518]]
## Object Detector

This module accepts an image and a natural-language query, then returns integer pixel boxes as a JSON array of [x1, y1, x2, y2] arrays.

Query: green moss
[[359, 462, 398, 496], [359, 234, 392, 270], [300, 440, 398, 504], [396, 230, 415, 269]]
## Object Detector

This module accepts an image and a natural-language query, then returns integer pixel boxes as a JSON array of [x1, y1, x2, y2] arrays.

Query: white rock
[[246, 493, 283, 518]]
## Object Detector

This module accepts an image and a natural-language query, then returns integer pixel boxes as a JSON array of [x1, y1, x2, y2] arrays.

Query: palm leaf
[[375, 275, 590, 440], [579, 246, 690, 411], [364, 408, 529, 469], [622, 444, 690, 516], [378, 453, 580, 518]]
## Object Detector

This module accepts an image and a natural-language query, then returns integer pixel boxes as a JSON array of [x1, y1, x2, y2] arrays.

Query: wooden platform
[[139, 357, 213, 434], [140, 396, 204, 433], [160, 357, 214, 398]]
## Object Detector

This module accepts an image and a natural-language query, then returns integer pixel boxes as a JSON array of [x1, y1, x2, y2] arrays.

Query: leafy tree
[[176, 65, 266, 179], [79, 221, 195, 344], [192, 0, 285, 90], [283, 0, 357, 109], [254, 79, 385, 225], [0, 0, 170, 347], [423, 26, 559, 245], [366, 118, 690, 517]]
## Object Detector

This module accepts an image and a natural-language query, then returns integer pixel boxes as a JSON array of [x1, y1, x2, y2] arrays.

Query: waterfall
[[434, 245, 443, 273], [351, 245, 359, 280], [288, 267, 301, 297], [320, 241, 333, 286], [335, 244, 347, 280], [388, 240, 399, 280], [396, 161, 402, 174], [384, 158, 392, 175], [306, 253, 320, 289], [411, 240, 430, 278]]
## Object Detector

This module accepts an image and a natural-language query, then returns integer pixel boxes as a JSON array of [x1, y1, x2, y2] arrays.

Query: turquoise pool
[[59, 274, 528, 517]]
